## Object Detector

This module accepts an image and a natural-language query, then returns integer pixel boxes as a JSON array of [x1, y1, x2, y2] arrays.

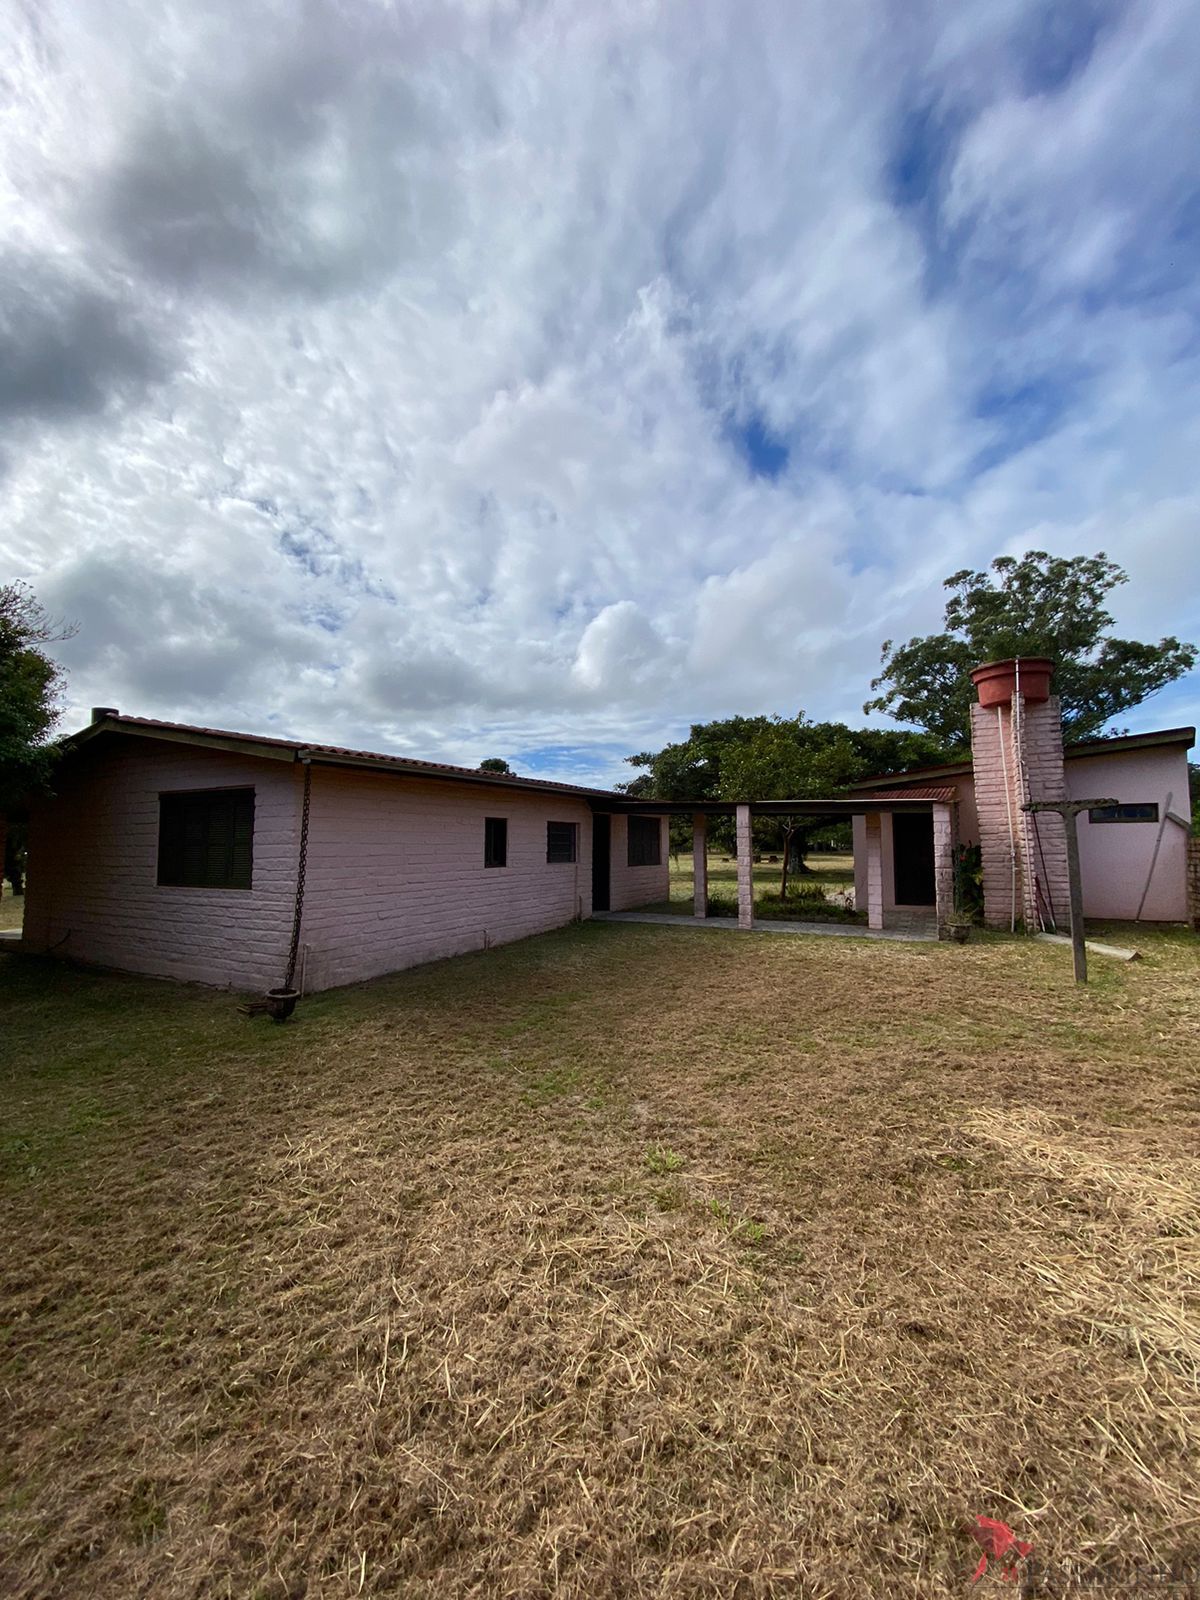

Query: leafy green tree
[[478, 757, 511, 774], [1, 583, 70, 812], [1190, 763, 1199, 832], [717, 718, 860, 897], [865, 551, 1197, 748]]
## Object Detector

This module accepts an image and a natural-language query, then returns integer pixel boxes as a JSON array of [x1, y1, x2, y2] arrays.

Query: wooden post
[[1024, 799, 1116, 984], [692, 812, 708, 919]]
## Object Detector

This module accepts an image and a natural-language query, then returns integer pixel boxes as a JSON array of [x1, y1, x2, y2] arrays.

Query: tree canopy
[[624, 715, 948, 805], [478, 757, 512, 774], [624, 714, 949, 893], [865, 551, 1196, 748], [1, 583, 70, 810]]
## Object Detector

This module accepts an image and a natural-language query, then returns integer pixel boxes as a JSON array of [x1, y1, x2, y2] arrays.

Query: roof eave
[[66, 717, 618, 799]]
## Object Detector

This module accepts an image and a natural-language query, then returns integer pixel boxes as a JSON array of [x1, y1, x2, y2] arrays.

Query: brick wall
[[970, 695, 1069, 931], [1189, 834, 1200, 931], [22, 735, 301, 988], [299, 779, 667, 988], [607, 813, 670, 914], [299, 768, 606, 990], [23, 739, 669, 993]]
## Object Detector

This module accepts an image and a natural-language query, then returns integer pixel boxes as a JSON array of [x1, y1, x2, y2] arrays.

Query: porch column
[[692, 812, 708, 918], [932, 802, 955, 939], [864, 812, 884, 931], [736, 803, 754, 929]]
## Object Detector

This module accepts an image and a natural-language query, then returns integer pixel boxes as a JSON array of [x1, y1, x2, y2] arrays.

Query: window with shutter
[[627, 815, 662, 867], [485, 816, 508, 867], [157, 789, 255, 889], [546, 821, 577, 863]]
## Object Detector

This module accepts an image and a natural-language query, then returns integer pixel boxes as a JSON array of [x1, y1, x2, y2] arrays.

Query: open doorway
[[591, 814, 611, 912], [892, 811, 935, 906]]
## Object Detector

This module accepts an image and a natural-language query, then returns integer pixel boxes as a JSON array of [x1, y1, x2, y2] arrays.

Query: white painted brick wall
[[606, 813, 670, 914], [23, 740, 670, 992], [299, 768, 597, 989], [23, 736, 301, 988]]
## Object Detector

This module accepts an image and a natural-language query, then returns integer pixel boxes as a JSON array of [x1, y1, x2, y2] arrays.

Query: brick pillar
[[970, 694, 1069, 932], [864, 812, 884, 930], [735, 804, 754, 929], [692, 812, 708, 918], [1188, 835, 1200, 932], [932, 802, 955, 938]]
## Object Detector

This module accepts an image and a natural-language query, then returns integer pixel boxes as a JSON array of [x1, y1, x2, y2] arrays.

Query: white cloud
[[1, 0, 1196, 786]]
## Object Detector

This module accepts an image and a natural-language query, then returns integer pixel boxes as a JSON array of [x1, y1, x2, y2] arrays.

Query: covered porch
[[602, 794, 958, 938]]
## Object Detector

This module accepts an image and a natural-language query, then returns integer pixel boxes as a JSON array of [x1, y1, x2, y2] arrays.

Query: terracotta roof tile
[[77, 714, 621, 800], [858, 784, 960, 803]]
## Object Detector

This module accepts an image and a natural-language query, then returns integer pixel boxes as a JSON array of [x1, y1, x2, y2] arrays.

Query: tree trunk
[[779, 824, 794, 899]]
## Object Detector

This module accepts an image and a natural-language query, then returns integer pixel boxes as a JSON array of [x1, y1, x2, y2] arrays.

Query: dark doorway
[[892, 812, 935, 905], [591, 814, 611, 911]]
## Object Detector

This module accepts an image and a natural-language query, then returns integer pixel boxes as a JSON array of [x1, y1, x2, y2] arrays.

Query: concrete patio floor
[[594, 911, 938, 942]]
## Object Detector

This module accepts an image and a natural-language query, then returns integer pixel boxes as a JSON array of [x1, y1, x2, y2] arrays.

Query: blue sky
[[2, 0, 1197, 784]]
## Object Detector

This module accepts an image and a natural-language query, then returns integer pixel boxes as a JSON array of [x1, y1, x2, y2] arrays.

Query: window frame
[[1087, 802, 1160, 824], [546, 820, 578, 864], [157, 786, 255, 891], [484, 815, 508, 869], [627, 814, 663, 868]]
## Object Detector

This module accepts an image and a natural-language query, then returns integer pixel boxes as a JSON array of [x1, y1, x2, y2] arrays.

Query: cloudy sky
[[3, 0, 1198, 785]]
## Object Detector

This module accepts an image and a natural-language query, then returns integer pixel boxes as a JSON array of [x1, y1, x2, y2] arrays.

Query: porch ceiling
[[595, 796, 957, 816]]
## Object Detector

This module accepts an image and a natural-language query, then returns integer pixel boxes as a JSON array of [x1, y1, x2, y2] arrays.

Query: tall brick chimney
[[969, 658, 1070, 931]]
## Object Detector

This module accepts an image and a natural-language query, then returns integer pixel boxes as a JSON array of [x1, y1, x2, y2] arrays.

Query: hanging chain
[[283, 761, 312, 992]]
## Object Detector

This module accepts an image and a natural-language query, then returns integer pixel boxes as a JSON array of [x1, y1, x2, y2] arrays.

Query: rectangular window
[[546, 821, 578, 864], [484, 816, 508, 868], [157, 788, 254, 889], [627, 815, 662, 867], [1087, 803, 1159, 824]]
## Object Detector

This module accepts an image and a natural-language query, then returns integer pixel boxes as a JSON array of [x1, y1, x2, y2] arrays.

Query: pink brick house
[[20, 713, 669, 992], [851, 661, 1195, 929]]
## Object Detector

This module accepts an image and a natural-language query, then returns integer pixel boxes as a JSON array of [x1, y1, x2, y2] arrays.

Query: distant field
[[657, 850, 859, 919], [0, 886, 23, 933], [667, 849, 855, 896]]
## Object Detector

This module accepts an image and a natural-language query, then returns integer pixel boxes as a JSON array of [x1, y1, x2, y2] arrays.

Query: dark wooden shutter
[[158, 789, 255, 888], [546, 821, 577, 863], [485, 816, 508, 867], [627, 816, 662, 867]]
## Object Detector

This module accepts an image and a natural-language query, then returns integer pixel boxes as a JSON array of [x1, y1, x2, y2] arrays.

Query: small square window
[[158, 788, 254, 889], [1087, 803, 1159, 824], [546, 821, 577, 863], [485, 816, 508, 868], [627, 815, 662, 867]]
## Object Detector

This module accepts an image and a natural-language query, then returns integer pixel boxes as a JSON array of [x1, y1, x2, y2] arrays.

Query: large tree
[[865, 551, 1197, 748], [0, 583, 70, 811]]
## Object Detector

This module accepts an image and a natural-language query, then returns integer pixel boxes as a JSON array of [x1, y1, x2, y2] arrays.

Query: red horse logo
[[970, 1515, 1034, 1583]]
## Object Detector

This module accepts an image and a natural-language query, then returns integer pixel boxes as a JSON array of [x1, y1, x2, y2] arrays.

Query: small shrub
[[955, 843, 984, 923], [705, 892, 738, 918]]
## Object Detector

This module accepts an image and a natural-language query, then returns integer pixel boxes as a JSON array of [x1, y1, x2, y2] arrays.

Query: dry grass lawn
[[2, 921, 1198, 1597]]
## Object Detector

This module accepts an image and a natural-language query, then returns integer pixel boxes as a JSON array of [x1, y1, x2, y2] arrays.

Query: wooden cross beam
[[1024, 798, 1117, 984]]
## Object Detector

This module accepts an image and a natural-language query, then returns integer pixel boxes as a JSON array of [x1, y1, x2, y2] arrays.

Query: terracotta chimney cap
[[970, 658, 1054, 708]]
